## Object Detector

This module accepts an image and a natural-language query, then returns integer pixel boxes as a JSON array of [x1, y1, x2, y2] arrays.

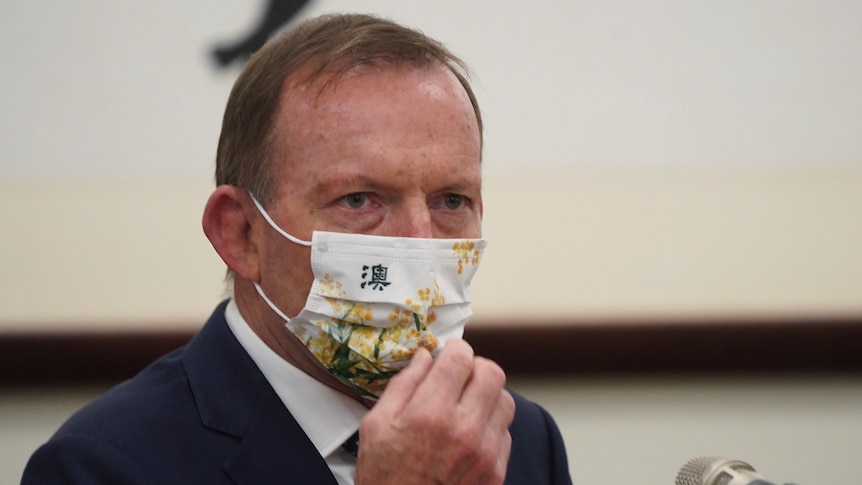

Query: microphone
[[675, 456, 799, 485]]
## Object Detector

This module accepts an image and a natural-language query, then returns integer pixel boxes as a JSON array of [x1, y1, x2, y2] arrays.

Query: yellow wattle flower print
[[452, 240, 481, 274], [301, 275, 450, 399]]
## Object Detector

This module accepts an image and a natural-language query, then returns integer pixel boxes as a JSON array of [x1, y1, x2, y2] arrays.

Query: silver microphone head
[[676, 456, 769, 485]]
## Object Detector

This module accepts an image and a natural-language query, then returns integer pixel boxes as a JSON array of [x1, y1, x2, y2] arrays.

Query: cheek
[[260, 237, 315, 315], [468, 217, 483, 239]]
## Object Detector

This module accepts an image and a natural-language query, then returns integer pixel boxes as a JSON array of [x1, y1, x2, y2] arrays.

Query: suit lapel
[[223, 389, 338, 484], [184, 301, 338, 485]]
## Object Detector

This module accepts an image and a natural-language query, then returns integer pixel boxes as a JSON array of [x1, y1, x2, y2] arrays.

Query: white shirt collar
[[224, 298, 367, 457]]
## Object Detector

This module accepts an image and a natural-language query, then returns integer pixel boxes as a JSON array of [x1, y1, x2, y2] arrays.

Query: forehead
[[281, 61, 476, 119], [272, 63, 480, 158], [264, 63, 482, 203]]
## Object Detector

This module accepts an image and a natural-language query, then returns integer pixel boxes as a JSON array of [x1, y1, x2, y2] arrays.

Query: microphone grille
[[675, 456, 722, 485], [676, 456, 761, 485]]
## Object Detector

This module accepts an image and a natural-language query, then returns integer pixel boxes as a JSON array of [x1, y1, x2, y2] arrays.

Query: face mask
[[250, 195, 486, 399]]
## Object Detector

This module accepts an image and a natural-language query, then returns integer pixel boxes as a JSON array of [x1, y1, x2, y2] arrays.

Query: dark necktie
[[342, 430, 360, 458]]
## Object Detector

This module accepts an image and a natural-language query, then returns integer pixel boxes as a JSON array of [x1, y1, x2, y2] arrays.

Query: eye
[[443, 194, 466, 210], [340, 193, 369, 209]]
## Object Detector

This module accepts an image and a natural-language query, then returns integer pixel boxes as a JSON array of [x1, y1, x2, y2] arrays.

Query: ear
[[202, 185, 261, 282]]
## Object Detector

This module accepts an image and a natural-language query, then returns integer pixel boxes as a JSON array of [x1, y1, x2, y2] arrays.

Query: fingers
[[373, 347, 434, 417], [408, 339, 475, 408], [414, 340, 514, 483], [419, 341, 514, 432], [446, 363, 515, 484], [357, 340, 514, 485], [459, 356, 509, 416]]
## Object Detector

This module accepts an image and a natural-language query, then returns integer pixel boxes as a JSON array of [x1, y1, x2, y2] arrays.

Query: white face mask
[[250, 195, 486, 399]]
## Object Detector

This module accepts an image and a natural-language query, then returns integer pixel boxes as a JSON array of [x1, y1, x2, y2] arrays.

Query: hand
[[354, 339, 515, 485]]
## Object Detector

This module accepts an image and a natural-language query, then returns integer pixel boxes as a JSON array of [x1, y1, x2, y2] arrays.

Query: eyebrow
[[311, 171, 381, 196], [315, 169, 479, 191]]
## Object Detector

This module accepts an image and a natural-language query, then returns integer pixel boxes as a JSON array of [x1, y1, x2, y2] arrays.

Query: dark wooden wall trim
[[2, 317, 861, 387]]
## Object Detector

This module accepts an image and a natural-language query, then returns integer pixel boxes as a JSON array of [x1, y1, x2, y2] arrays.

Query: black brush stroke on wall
[[212, 0, 312, 67]]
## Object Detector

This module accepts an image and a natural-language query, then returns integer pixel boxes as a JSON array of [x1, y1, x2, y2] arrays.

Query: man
[[23, 13, 572, 485]]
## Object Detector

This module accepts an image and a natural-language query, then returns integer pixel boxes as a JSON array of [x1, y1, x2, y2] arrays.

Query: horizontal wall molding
[[3, 317, 862, 387]]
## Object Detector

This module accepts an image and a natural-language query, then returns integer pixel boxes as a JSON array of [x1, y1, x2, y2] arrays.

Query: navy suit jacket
[[23, 301, 572, 484]]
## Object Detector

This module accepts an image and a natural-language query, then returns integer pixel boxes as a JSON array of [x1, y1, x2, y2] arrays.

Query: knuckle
[[475, 357, 506, 387], [404, 407, 451, 439], [452, 419, 483, 452], [441, 340, 475, 369]]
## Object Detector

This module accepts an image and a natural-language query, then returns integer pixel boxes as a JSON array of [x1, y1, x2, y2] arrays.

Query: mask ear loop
[[247, 192, 312, 322], [248, 192, 312, 247], [253, 281, 293, 322]]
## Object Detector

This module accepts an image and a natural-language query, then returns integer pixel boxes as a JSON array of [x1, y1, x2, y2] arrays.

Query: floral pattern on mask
[[295, 278, 446, 399], [250, 196, 483, 400], [453, 240, 481, 274], [316, 275, 374, 325]]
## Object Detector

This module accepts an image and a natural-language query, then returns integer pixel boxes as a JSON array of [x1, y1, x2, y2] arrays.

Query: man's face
[[255, 64, 483, 319]]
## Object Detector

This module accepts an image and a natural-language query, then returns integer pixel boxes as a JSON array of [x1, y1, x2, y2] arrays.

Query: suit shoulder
[[506, 390, 573, 485], [55, 347, 190, 439], [23, 432, 156, 484]]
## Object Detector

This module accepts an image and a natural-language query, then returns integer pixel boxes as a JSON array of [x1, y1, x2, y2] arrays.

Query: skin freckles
[[231, 62, 483, 400], [259, 63, 481, 317]]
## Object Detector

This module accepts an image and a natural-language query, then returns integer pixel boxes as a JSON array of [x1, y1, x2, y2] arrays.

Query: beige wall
[[2, 167, 862, 330]]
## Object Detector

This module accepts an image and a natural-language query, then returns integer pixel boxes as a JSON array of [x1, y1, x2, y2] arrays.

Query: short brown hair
[[214, 13, 483, 204]]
